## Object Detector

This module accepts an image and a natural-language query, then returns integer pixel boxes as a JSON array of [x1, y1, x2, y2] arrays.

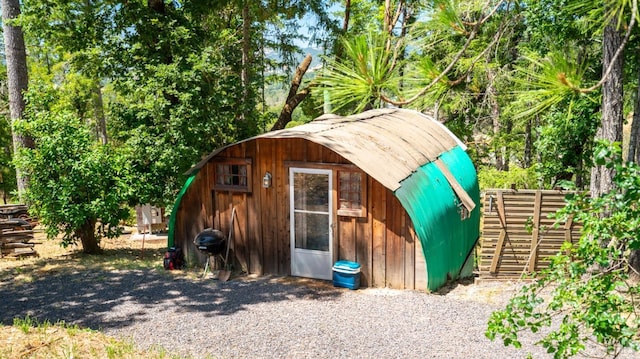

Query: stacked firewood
[[0, 219, 37, 258]]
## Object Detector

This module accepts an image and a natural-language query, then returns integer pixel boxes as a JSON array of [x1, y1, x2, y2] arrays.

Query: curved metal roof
[[191, 108, 465, 192]]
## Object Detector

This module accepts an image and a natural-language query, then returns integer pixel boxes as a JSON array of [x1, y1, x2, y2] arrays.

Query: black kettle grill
[[194, 228, 226, 256]]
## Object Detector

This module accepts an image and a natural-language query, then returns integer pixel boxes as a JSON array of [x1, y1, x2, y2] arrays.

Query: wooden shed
[[169, 108, 480, 291]]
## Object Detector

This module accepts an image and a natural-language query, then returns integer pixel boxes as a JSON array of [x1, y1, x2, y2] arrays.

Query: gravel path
[[0, 268, 633, 358]]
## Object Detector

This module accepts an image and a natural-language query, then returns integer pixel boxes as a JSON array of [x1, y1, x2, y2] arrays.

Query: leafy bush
[[15, 112, 130, 253], [477, 165, 539, 190], [534, 98, 599, 189], [486, 141, 640, 357]]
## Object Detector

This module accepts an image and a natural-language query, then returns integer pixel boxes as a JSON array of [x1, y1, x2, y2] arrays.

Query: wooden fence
[[478, 189, 582, 281]]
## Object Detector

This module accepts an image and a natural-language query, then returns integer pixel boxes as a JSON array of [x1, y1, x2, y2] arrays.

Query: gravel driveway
[[0, 268, 633, 358]]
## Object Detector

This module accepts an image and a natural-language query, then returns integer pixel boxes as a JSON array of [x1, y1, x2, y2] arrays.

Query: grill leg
[[202, 255, 212, 279]]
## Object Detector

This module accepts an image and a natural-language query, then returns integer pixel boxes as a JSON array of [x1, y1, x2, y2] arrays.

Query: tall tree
[[1, 0, 33, 199], [591, 21, 625, 198], [630, 62, 640, 163]]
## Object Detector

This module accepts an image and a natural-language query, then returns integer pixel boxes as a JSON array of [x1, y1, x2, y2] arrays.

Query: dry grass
[[0, 229, 171, 283], [0, 318, 179, 359], [0, 229, 189, 359]]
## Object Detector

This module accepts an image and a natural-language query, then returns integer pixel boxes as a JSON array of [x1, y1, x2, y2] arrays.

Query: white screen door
[[290, 168, 333, 280]]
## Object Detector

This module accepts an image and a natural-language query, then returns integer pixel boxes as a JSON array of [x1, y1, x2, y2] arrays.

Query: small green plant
[[37, 319, 52, 334], [486, 141, 640, 357], [61, 342, 78, 358], [13, 316, 35, 334], [107, 341, 136, 359], [62, 321, 82, 336]]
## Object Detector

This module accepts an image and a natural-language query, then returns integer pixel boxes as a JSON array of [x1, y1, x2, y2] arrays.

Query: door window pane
[[294, 212, 329, 251], [293, 173, 329, 212]]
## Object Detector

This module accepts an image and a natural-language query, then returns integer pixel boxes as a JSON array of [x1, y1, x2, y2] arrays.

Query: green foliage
[[14, 0, 341, 210], [511, 49, 590, 120], [340, 0, 381, 34], [477, 165, 539, 190], [520, 0, 590, 54], [15, 109, 129, 250], [486, 141, 640, 357], [535, 97, 600, 188], [14, 316, 37, 334], [317, 32, 399, 113], [0, 118, 17, 202]]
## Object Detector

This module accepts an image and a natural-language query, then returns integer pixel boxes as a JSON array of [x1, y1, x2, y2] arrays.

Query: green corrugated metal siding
[[394, 146, 480, 291], [167, 171, 199, 248]]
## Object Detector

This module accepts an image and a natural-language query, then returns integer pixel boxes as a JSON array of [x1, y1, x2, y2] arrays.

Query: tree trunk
[[487, 68, 505, 170], [239, 1, 253, 138], [504, 118, 512, 171], [343, 0, 351, 32], [629, 61, 640, 163], [590, 23, 624, 198], [384, 0, 391, 34], [397, 5, 412, 101], [271, 55, 313, 131], [2, 0, 33, 200], [576, 152, 584, 189], [78, 218, 101, 254], [523, 118, 532, 168], [92, 80, 108, 144]]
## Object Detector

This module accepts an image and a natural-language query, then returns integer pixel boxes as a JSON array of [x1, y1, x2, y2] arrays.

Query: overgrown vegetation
[[477, 165, 538, 189], [486, 141, 640, 357]]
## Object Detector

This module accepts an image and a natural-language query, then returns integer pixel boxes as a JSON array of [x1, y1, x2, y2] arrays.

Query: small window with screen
[[213, 158, 252, 192], [337, 171, 366, 217]]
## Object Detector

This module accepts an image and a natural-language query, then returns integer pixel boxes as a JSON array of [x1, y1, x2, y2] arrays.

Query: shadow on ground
[[0, 263, 343, 331]]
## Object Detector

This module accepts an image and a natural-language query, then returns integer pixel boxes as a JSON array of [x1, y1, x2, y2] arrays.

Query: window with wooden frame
[[337, 170, 366, 217], [213, 158, 252, 192]]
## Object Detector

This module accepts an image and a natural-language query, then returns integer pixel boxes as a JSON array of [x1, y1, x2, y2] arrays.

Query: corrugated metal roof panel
[[255, 108, 459, 191], [189, 108, 463, 191]]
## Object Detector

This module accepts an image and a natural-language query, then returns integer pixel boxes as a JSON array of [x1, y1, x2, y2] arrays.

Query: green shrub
[[15, 111, 130, 253], [477, 165, 539, 190]]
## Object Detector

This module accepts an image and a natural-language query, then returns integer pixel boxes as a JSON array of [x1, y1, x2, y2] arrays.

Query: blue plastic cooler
[[332, 260, 361, 290]]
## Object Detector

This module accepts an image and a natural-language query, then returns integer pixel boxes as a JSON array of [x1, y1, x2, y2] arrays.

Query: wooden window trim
[[283, 161, 358, 172], [213, 158, 253, 193], [337, 169, 367, 218]]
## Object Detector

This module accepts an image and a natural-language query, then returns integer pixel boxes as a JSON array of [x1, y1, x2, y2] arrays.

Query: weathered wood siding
[[478, 189, 581, 280], [174, 137, 426, 290]]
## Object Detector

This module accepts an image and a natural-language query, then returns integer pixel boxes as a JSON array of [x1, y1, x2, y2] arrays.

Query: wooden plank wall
[[478, 189, 581, 280], [174, 137, 426, 290]]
